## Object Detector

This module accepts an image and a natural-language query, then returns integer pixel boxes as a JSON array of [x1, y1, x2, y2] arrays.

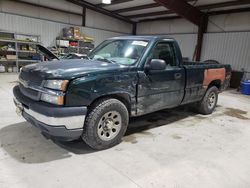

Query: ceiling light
[[102, 0, 111, 4]]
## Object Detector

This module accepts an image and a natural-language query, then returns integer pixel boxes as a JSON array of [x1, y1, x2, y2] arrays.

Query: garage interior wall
[[0, 0, 132, 47], [137, 12, 250, 72]]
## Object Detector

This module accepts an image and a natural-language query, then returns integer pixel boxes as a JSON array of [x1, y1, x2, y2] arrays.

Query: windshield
[[89, 39, 148, 65]]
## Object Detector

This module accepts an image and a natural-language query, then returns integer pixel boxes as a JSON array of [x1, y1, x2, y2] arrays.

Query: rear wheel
[[82, 98, 129, 150], [197, 86, 219, 115]]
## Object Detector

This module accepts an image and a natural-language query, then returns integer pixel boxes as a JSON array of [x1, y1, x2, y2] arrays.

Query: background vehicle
[[59, 53, 88, 60], [13, 36, 231, 150], [37, 45, 88, 60]]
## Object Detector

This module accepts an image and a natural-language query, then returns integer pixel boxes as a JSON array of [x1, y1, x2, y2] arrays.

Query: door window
[[152, 42, 177, 67]]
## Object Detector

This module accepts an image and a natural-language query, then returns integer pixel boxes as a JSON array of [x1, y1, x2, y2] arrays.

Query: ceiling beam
[[153, 0, 206, 61], [197, 0, 250, 10], [139, 7, 250, 22], [115, 0, 195, 13], [208, 7, 250, 16], [66, 0, 133, 23], [12, 0, 82, 17], [127, 9, 173, 19], [127, 10, 174, 19], [139, 16, 181, 22], [152, 0, 205, 26], [97, 0, 134, 7], [115, 3, 160, 13], [127, 0, 250, 19]]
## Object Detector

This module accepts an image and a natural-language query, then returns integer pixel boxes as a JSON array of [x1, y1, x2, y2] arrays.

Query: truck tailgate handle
[[174, 73, 182, 79]]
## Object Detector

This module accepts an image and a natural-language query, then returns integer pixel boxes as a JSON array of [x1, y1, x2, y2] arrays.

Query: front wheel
[[82, 98, 129, 150], [197, 86, 219, 115]]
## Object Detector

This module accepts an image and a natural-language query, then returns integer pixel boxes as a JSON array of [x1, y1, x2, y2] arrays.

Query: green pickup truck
[[13, 36, 231, 149]]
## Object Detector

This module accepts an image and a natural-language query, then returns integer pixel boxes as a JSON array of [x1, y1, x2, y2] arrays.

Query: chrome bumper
[[24, 106, 85, 129], [14, 97, 86, 130], [13, 85, 87, 141]]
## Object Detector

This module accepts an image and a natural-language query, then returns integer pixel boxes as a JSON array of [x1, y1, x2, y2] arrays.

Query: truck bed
[[181, 61, 231, 105]]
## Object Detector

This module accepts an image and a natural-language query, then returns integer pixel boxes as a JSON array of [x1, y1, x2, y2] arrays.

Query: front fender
[[65, 71, 137, 107]]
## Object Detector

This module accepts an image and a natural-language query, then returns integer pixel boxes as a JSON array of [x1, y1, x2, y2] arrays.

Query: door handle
[[174, 73, 182, 79]]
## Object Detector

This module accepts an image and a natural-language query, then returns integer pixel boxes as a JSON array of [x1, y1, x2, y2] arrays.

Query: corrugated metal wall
[[201, 32, 250, 72], [167, 34, 197, 60], [135, 32, 249, 71], [0, 0, 132, 34], [1, 12, 249, 72], [0, 12, 126, 47]]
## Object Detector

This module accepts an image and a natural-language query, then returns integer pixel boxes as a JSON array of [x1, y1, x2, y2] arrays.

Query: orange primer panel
[[203, 68, 226, 88]]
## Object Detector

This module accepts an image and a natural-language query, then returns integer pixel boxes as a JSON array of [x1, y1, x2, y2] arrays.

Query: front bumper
[[13, 85, 87, 141]]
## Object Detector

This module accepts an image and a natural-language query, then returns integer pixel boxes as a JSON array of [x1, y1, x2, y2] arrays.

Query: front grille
[[19, 70, 43, 85], [19, 69, 43, 101], [19, 83, 40, 101]]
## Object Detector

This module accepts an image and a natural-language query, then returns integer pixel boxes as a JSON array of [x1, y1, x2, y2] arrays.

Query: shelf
[[18, 60, 40, 62], [0, 31, 41, 73], [0, 59, 16, 62], [0, 39, 16, 43], [16, 40, 39, 44], [0, 59, 40, 62], [0, 50, 16, 53], [18, 50, 37, 53], [0, 39, 39, 44]]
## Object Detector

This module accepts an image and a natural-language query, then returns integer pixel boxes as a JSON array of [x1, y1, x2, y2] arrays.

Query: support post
[[153, 0, 208, 62], [196, 15, 208, 61], [132, 23, 137, 35], [82, 6, 86, 27]]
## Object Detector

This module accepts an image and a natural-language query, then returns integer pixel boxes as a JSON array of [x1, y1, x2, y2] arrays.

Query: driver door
[[137, 40, 185, 115]]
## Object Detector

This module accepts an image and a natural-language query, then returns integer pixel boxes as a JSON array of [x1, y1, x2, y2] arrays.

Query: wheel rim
[[207, 92, 216, 109], [97, 111, 122, 141]]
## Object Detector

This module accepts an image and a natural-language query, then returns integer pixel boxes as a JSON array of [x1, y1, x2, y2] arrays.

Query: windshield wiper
[[96, 58, 117, 64]]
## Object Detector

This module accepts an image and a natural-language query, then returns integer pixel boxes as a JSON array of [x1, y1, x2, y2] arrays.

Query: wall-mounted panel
[[20, 0, 83, 14], [169, 34, 197, 60], [85, 9, 132, 34], [0, 0, 132, 34], [201, 32, 250, 72], [0, 0, 40, 18], [208, 12, 250, 32], [0, 12, 125, 47], [137, 19, 198, 35], [0, 0, 82, 26]]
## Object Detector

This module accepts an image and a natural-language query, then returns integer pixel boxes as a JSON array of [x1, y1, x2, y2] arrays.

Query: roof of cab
[[109, 35, 175, 41]]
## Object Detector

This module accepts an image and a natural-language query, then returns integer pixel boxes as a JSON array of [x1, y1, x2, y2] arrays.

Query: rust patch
[[203, 68, 226, 88], [224, 108, 249, 120]]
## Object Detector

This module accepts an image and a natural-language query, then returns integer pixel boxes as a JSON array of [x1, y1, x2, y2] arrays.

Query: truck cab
[[13, 36, 231, 150]]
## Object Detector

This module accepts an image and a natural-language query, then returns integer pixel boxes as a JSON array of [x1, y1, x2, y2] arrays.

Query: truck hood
[[21, 59, 128, 80]]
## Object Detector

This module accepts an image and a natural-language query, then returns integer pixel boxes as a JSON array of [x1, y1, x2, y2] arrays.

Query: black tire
[[82, 98, 129, 150], [197, 86, 219, 115]]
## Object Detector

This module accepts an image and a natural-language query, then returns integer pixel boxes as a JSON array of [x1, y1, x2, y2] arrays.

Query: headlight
[[41, 93, 64, 105], [44, 80, 69, 91]]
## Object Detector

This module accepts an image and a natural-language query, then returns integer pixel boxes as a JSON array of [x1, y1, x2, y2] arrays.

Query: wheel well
[[208, 80, 221, 89], [89, 93, 131, 115]]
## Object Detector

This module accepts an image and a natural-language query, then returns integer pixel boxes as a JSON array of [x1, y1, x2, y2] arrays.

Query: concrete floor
[[0, 73, 250, 188]]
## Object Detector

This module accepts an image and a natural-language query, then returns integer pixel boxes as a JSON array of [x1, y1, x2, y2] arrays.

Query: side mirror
[[146, 59, 166, 71]]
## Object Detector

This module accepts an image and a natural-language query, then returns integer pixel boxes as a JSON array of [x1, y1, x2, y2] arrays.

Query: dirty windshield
[[89, 39, 148, 65]]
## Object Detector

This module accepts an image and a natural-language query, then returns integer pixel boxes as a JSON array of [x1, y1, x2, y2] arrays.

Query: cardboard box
[[73, 27, 80, 34], [56, 40, 69, 47], [63, 27, 74, 39], [73, 27, 81, 39], [6, 55, 17, 60]]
